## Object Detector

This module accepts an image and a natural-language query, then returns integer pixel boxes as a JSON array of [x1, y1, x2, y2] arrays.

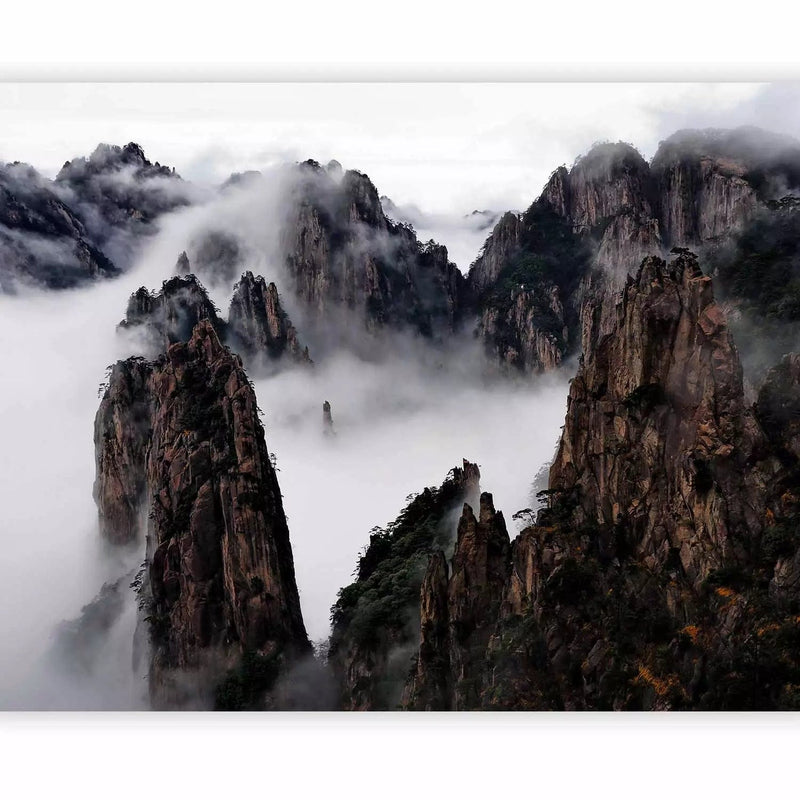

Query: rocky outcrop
[[470, 128, 800, 373], [228, 272, 311, 367], [447, 494, 510, 708], [94, 358, 153, 545], [467, 212, 523, 296], [402, 551, 450, 710], [482, 253, 800, 711], [340, 249, 800, 711], [322, 401, 335, 436], [467, 200, 590, 373], [403, 494, 510, 710], [650, 128, 800, 247], [552, 143, 656, 233], [55, 142, 189, 245], [328, 461, 481, 710], [282, 161, 467, 338], [475, 284, 567, 373], [94, 320, 311, 708], [117, 271, 225, 356], [0, 161, 117, 291], [551, 250, 769, 583], [118, 263, 310, 372]]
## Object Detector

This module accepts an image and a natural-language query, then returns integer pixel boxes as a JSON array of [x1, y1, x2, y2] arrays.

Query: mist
[[0, 158, 570, 708], [379, 197, 505, 272]]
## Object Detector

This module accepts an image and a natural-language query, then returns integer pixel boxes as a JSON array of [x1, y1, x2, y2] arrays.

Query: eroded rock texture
[[228, 271, 311, 366], [334, 250, 800, 710], [403, 494, 510, 710], [550, 250, 768, 583], [282, 161, 467, 338], [94, 320, 310, 708], [328, 461, 480, 710]]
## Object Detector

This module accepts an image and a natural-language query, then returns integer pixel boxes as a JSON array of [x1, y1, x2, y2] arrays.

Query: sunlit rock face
[[550, 250, 769, 584], [94, 321, 310, 708]]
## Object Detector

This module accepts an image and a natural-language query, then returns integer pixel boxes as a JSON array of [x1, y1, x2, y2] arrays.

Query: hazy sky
[[2, 82, 795, 216]]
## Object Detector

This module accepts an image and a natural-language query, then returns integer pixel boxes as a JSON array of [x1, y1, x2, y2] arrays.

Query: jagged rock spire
[[550, 249, 768, 583], [227, 271, 312, 366], [94, 320, 311, 708]]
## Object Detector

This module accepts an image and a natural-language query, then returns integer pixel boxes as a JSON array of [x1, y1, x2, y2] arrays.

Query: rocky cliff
[[118, 271, 226, 355], [228, 271, 311, 367], [470, 127, 800, 374], [403, 493, 510, 710], [328, 461, 480, 710], [117, 260, 310, 372], [467, 211, 524, 295], [281, 161, 467, 339], [94, 320, 311, 708], [332, 249, 800, 710], [56, 142, 190, 247], [0, 161, 117, 291], [468, 199, 591, 372], [549, 249, 769, 583]]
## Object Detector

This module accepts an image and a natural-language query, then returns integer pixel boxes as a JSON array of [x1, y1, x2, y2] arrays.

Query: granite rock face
[[470, 127, 800, 373], [403, 494, 510, 710], [228, 271, 311, 367], [117, 271, 226, 355], [94, 358, 153, 546], [649, 128, 800, 246], [476, 284, 568, 373], [550, 250, 769, 583], [281, 161, 467, 338], [331, 250, 800, 710], [467, 212, 524, 296], [94, 321, 310, 708]]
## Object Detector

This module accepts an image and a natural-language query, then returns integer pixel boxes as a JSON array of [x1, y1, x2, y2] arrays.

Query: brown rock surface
[[94, 320, 310, 707], [550, 250, 768, 583]]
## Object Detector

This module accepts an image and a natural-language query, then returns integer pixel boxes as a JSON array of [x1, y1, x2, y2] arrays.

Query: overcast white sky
[[3, 83, 798, 216]]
